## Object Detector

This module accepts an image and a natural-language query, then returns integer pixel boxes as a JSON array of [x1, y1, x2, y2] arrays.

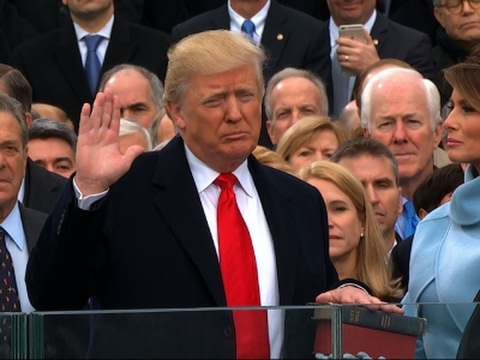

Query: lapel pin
[[277, 33, 284, 41], [373, 39, 379, 45]]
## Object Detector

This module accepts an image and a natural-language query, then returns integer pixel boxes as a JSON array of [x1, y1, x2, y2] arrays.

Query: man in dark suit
[[12, 0, 171, 131], [26, 30, 400, 358], [327, 0, 435, 117], [0, 64, 67, 214], [171, 0, 332, 147], [0, 93, 47, 316]]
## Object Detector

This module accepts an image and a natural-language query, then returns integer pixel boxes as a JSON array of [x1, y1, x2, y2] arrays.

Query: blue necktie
[[241, 19, 256, 41], [84, 34, 103, 96], [404, 200, 419, 238]]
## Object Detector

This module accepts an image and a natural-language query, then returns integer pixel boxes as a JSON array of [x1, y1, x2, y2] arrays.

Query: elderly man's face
[[104, 69, 159, 129], [167, 65, 262, 173], [0, 111, 27, 219], [327, 0, 377, 25], [434, 1, 480, 46], [365, 82, 443, 184], [266, 77, 324, 145]]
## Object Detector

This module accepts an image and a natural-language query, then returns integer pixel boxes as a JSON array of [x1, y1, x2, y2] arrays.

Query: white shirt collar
[[73, 14, 114, 40], [1, 202, 25, 251], [329, 10, 377, 48], [184, 143, 254, 198], [228, 0, 270, 44]]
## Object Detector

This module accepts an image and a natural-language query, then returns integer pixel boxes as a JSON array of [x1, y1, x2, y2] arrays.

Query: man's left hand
[[316, 286, 404, 314], [336, 29, 381, 76]]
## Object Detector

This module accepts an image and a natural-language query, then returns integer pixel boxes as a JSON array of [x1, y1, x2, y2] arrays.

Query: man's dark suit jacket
[[172, 0, 331, 87], [19, 202, 48, 253], [330, 13, 435, 81], [171, 0, 332, 147], [23, 158, 67, 215], [12, 16, 171, 131], [26, 136, 338, 357]]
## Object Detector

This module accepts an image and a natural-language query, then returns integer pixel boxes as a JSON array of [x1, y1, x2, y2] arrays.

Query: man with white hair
[[361, 67, 443, 238], [264, 67, 329, 146]]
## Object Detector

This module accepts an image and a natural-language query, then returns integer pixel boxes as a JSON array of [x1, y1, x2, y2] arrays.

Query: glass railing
[[2, 303, 480, 359]]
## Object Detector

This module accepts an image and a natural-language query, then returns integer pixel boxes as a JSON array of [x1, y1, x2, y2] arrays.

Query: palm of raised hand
[[75, 89, 145, 196]]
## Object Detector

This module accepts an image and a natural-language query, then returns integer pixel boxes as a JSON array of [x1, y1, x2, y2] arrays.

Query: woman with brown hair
[[403, 48, 480, 358], [298, 161, 403, 302]]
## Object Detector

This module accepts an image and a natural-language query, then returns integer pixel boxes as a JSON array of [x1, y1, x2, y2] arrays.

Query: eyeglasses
[[440, 0, 480, 14]]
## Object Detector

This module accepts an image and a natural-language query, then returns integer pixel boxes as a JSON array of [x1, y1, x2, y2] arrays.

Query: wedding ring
[[345, 55, 349, 62]]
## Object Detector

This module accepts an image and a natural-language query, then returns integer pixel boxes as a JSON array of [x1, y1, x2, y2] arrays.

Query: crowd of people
[[0, 0, 479, 358]]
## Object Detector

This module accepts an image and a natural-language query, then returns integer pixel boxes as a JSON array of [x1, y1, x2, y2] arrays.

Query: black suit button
[[224, 326, 233, 337]]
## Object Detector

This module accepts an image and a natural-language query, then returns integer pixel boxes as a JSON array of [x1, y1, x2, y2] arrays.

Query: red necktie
[[215, 173, 270, 359]]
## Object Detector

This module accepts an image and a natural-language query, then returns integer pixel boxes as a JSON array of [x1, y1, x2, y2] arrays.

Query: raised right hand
[[74, 88, 145, 196]]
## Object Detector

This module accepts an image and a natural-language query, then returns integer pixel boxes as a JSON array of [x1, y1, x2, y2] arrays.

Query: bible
[[311, 304, 427, 359]]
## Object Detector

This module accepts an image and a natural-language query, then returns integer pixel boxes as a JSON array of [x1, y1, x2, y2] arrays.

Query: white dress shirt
[[1, 202, 34, 313], [72, 15, 114, 67], [228, 0, 270, 46]]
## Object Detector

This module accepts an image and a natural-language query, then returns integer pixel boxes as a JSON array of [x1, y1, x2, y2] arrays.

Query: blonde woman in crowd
[[299, 161, 404, 302], [252, 145, 295, 175], [276, 115, 348, 174]]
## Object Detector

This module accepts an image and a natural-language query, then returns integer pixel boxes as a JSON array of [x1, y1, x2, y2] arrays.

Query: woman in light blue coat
[[403, 51, 480, 358]]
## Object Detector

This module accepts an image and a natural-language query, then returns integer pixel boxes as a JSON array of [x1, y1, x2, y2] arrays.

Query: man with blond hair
[[27, 29, 401, 358]]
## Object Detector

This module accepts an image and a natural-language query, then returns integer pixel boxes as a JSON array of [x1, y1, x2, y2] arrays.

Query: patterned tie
[[84, 34, 103, 96], [215, 173, 269, 359], [0, 227, 20, 344], [241, 20, 256, 41], [404, 200, 419, 238]]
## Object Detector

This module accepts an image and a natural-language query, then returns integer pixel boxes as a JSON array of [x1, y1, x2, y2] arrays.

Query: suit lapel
[[248, 158, 298, 305], [261, 2, 289, 78], [103, 17, 138, 72], [370, 13, 389, 54], [151, 138, 226, 306], [208, 5, 230, 29], [18, 203, 47, 253], [52, 21, 93, 102]]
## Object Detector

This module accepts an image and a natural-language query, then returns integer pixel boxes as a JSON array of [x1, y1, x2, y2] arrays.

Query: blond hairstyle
[[164, 30, 266, 106], [298, 161, 404, 301], [252, 145, 295, 175], [276, 115, 348, 162]]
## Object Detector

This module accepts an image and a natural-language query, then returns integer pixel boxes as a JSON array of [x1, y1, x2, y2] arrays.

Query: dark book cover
[[311, 305, 427, 359], [312, 305, 427, 336]]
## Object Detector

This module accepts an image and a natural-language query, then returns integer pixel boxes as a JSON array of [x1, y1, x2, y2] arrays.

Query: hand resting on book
[[315, 351, 386, 359]]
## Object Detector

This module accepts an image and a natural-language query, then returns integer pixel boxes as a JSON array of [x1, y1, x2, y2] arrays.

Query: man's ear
[[418, 208, 429, 221], [25, 112, 33, 128], [433, 121, 443, 149], [362, 127, 370, 138], [266, 120, 276, 145], [165, 101, 186, 131], [434, 7, 446, 29]]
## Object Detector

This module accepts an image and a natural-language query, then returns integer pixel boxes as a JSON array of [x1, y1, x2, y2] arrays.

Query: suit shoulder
[[20, 204, 49, 222], [260, 163, 321, 198], [274, 2, 326, 25], [126, 21, 171, 43], [13, 28, 61, 54], [172, 8, 223, 39], [386, 19, 430, 42], [27, 160, 68, 188]]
